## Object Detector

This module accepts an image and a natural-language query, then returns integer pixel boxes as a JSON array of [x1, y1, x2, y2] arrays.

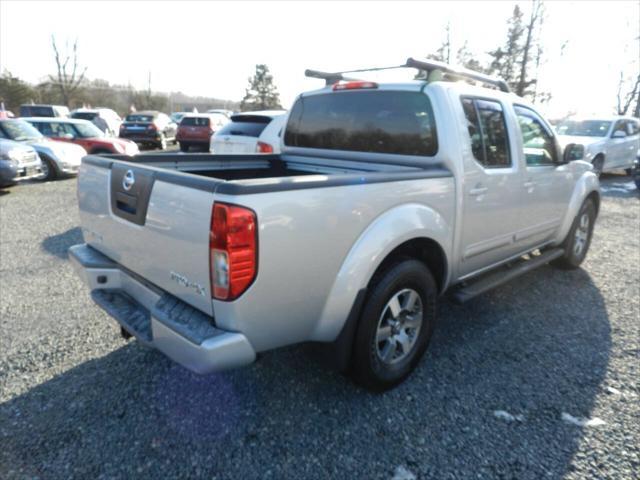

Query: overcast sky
[[1, 1, 638, 117]]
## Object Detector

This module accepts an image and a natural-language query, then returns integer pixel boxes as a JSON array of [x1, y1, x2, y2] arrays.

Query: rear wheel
[[179, 142, 190, 152], [552, 198, 596, 270], [351, 259, 437, 392]]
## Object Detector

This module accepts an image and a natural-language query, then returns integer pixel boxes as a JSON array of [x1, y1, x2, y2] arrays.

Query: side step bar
[[451, 248, 565, 304]]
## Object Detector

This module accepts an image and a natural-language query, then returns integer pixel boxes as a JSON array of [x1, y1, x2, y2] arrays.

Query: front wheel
[[552, 198, 596, 270], [39, 155, 57, 181], [351, 259, 437, 392], [592, 155, 604, 177], [179, 142, 189, 152]]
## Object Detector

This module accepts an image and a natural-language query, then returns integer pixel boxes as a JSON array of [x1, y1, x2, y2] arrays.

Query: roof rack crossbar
[[405, 57, 511, 93], [305, 58, 511, 93]]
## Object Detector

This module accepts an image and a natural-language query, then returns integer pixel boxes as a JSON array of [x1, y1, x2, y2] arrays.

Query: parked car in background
[[0, 119, 85, 180], [0, 139, 42, 186], [119, 111, 177, 150], [170, 112, 189, 125], [210, 110, 286, 154], [70, 108, 122, 137], [206, 109, 233, 118], [19, 104, 70, 118], [632, 156, 640, 190], [177, 113, 229, 152], [26, 117, 139, 156], [556, 116, 640, 176]]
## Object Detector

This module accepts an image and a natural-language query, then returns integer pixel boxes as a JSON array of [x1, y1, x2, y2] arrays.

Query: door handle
[[469, 186, 488, 196]]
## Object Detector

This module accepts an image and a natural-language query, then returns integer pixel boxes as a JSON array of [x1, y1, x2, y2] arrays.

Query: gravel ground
[[0, 174, 638, 479]]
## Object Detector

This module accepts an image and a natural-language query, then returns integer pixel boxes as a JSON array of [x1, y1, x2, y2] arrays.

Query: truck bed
[[86, 153, 451, 195]]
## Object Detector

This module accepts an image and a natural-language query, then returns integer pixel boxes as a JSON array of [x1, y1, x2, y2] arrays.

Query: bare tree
[[50, 35, 87, 106], [516, 0, 544, 97], [616, 73, 640, 116]]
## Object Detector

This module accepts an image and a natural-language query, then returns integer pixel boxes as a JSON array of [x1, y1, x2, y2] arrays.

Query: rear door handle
[[469, 186, 488, 196]]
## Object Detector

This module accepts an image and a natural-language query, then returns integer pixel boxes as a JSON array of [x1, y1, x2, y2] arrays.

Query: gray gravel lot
[[0, 175, 638, 479]]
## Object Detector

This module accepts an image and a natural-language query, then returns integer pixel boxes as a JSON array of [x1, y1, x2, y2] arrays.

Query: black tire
[[38, 154, 57, 181], [592, 155, 604, 177], [552, 198, 596, 270], [624, 168, 633, 176], [351, 259, 437, 392], [179, 142, 190, 152]]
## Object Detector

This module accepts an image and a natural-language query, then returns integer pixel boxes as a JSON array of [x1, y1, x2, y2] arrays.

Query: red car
[[24, 117, 140, 155], [177, 113, 229, 152]]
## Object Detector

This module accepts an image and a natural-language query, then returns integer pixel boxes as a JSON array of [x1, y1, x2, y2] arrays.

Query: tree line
[[423, 1, 639, 117]]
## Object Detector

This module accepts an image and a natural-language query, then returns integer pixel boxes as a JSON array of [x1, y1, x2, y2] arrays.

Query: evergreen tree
[[0, 71, 37, 112], [240, 64, 282, 111]]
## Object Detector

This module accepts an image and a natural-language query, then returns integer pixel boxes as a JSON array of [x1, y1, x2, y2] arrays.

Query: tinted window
[[285, 91, 438, 156], [612, 120, 627, 136], [181, 117, 210, 127], [514, 106, 558, 166], [461, 98, 484, 162], [20, 106, 54, 117], [126, 114, 154, 122], [217, 116, 271, 137], [461, 98, 510, 167], [71, 112, 98, 121]]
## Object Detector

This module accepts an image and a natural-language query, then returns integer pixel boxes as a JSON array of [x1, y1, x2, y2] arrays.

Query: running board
[[451, 248, 565, 304]]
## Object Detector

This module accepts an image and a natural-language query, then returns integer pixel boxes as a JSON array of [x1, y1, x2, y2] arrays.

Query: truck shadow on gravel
[[41, 227, 83, 259], [0, 267, 610, 479]]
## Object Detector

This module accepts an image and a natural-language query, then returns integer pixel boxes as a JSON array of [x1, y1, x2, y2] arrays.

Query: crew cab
[[70, 59, 600, 391], [25, 117, 139, 156], [556, 116, 640, 175]]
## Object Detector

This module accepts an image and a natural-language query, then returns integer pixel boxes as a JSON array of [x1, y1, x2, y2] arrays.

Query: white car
[[210, 111, 286, 154], [556, 116, 640, 175], [71, 108, 122, 137]]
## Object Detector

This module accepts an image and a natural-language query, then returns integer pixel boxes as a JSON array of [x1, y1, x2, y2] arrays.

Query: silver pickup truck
[[70, 59, 600, 391]]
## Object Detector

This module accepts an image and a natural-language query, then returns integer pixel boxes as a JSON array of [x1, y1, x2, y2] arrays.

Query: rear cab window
[[180, 117, 210, 127], [460, 97, 510, 168], [126, 114, 154, 123], [217, 115, 272, 137], [284, 90, 437, 156]]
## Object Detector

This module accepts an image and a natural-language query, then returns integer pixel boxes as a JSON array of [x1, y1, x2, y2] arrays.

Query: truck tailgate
[[77, 159, 216, 316]]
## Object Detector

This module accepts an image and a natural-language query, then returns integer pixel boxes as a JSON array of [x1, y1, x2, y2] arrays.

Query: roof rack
[[304, 58, 511, 93]]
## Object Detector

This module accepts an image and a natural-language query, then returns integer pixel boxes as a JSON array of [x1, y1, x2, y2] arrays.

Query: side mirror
[[563, 143, 584, 163], [612, 130, 627, 139]]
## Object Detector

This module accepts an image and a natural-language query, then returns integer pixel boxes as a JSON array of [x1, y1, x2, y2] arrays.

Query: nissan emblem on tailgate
[[123, 169, 135, 191]]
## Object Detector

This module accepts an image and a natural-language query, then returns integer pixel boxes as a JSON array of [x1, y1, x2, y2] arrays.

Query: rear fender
[[311, 203, 452, 342], [554, 169, 600, 244]]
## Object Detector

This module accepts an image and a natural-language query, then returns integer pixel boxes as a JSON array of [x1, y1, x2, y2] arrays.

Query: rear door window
[[284, 90, 438, 156], [461, 97, 511, 167], [217, 116, 271, 137]]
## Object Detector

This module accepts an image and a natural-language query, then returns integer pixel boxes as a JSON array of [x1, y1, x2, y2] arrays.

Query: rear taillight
[[210, 203, 257, 301], [333, 81, 378, 91], [256, 141, 274, 154]]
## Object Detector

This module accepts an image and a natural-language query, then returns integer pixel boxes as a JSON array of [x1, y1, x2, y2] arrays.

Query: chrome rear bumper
[[69, 243, 256, 374]]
